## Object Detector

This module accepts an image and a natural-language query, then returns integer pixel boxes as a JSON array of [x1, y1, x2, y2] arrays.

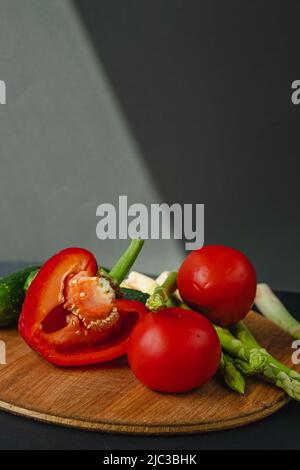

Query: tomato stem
[[109, 239, 144, 285]]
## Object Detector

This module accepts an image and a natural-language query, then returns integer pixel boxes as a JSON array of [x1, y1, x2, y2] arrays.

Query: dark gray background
[[0, 0, 299, 290], [74, 0, 300, 291]]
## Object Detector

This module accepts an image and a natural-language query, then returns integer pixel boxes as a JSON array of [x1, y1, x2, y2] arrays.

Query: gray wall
[[0, 0, 182, 274], [0, 0, 299, 291]]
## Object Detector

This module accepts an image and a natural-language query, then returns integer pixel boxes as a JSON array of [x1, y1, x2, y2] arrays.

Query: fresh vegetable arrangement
[[0, 240, 299, 403]]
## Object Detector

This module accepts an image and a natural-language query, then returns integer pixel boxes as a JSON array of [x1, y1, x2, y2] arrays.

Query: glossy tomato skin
[[127, 307, 221, 393], [177, 245, 257, 326]]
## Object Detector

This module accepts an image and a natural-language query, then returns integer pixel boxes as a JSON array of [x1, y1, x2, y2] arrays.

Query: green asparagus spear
[[214, 326, 269, 372], [146, 271, 177, 311], [230, 324, 264, 376], [229, 321, 300, 401], [230, 321, 258, 349], [219, 352, 245, 394], [233, 358, 258, 376]]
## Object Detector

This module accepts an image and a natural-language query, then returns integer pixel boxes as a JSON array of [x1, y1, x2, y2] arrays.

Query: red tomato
[[177, 245, 257, 326], [127, 307, 221, 393]]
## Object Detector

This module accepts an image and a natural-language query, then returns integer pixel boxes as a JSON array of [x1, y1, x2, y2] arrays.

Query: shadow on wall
[[0, 0, 183, 274]]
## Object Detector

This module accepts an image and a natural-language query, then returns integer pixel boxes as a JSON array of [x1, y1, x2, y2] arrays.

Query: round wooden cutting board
[[0, 312, 297, 435]]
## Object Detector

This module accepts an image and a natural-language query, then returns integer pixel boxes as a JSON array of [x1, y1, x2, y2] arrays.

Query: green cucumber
[[0, 266, 40, 327], [24, 268, 39, 293], [120, 287, 149, 304]]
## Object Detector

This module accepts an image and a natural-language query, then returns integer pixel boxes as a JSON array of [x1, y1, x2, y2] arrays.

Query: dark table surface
[[0, 262, 299, 450]]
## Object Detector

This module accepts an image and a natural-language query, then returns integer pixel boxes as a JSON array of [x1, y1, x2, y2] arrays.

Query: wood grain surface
[[0, 312, 297, 435]]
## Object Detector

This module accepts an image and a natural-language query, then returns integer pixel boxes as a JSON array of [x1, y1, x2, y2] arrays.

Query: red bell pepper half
[[19, 246, 147, 366]]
